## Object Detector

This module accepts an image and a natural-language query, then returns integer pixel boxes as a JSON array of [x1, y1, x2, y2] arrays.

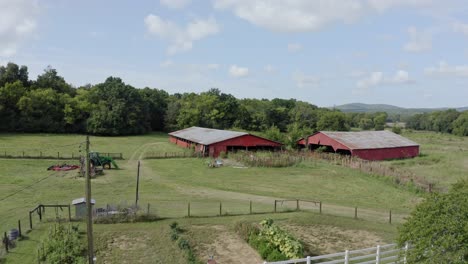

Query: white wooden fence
[[263, 243, 409, 264]]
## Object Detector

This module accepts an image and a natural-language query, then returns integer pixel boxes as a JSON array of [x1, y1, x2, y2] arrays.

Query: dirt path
[[191, 225, 263, 264]]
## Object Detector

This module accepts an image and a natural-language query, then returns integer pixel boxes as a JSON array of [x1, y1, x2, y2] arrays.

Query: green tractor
[[89, 152, 119, 170]]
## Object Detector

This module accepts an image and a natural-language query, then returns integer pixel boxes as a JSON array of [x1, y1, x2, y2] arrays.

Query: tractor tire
[[103, 163, 111, 170]]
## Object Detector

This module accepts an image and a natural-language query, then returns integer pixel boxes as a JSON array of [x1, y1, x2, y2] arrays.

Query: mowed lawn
[[1, 131, 461, 263], [384, 131, 468, 188]]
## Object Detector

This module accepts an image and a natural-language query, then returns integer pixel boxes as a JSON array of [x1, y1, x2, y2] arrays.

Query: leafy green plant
[[258, 219, 304, 259], [38, 223, 86, 264]]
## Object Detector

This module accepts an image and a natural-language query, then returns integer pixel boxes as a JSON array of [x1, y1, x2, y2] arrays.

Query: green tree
[[33, 66, 75, 95], [359, 118, 374, 130], [317, 111, 350, 131], [373, 112, 387, 130], [0, 81, 27, 131], [397, 180, 468, 263], [86, 77, 149, 135], [139, 87, 169, 131], [0, 62, 30, 87], [452, 111, 468, 136]]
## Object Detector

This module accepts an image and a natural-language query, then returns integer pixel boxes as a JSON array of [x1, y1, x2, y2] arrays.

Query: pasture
[[0, 131, 465, 263]]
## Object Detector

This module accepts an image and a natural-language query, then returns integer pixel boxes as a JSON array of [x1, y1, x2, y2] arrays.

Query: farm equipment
[[89, 152, 119, 169]]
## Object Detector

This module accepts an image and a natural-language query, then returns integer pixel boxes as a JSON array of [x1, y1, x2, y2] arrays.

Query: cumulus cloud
[[229, 65, 249, 77], [425, 61, 468, 77], [144, 14, 220, 55], [356, 70, 413, 89], [403, 26, 432, 52], [160, 0, 191, 9], [0, 0, 39, 57], [287, 43, 302, 53], [213, 0, 433, 32], [292, 72, 320, 89], [453, 22, 468, 36]]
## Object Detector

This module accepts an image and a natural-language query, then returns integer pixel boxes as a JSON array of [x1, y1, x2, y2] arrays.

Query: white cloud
[[292, 72, 320, 89], [144, 14, 220, 55], [357, 71, 384, 89], [160, 0, 191, 9], [287, 43, 302, 53], [213, 0, 434, 32], [0, 0, 39, 57], [264, 64, 275, 73], [453, 22, 468, 36], [356, 70, 413, 89], [160, 59, 174, 67], [404, 26, 432, 52], [229, 65, 249, 77], [425, 61, 468, 77]]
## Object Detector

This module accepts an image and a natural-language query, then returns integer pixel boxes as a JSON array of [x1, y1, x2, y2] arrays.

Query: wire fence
[[0, 151, 123, 160]]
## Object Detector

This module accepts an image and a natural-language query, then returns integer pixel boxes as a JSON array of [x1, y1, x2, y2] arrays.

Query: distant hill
[[331, 103, 467, 115]]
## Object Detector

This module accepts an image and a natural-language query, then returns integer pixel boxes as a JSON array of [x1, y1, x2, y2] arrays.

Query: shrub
[[234, 221, 259, 242], [38, 223, 86, 264]]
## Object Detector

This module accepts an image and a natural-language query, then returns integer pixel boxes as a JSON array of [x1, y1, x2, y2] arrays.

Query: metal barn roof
[[319, 130, 419, 150], [169, 126, 248, 145]]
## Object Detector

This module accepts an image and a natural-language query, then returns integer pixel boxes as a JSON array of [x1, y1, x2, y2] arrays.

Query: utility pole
[[135, 160, 140, 207], [85, 136, 94, 263]]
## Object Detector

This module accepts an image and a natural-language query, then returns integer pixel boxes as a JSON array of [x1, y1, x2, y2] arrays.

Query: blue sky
[[1, 0, 468, 108]]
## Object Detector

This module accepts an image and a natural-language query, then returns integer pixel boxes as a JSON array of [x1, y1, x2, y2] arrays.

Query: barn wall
[[209, 135, 282, 157], [304, 132, 350, 151], [352, 146, 419, 161]]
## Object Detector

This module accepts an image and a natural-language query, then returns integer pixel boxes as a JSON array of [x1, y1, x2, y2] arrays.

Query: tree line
[[405, 109, 468, 136], [1, 62, 466, 144]]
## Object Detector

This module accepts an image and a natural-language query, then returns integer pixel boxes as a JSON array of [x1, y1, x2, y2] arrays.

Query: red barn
[[297, 131, 419, 161], [169, 127, 283, 157]]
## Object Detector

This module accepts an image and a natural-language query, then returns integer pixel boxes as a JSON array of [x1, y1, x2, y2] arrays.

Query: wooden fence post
[[4, 232, 8, 253], [68, 205, 71, 221], [187, 202, 191, 217], [57, 152, 60, 159], [18, 220, 22, 237], [219, 202, 222, 216], [22, 151, 25, 157], [249, 200, 252, 214], [354, 207, 358, 219], [389, 210, 392, 224], [296, 199, 300, 211], [29, 211, 33, 229], [147, 203, 150, 215], [274, 200, 277, 213], [319, 201, 322, 214]]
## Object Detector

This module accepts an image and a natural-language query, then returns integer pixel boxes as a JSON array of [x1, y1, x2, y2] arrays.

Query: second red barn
[[297, 131, 419, 161]]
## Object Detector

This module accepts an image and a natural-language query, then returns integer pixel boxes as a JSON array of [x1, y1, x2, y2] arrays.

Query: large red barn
[[297, 131, 419, 161], [169, 127, 283, 157]]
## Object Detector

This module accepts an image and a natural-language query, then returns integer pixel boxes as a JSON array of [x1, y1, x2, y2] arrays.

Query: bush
[[38, 223, 85, 264], [392, 125, 402, 134]]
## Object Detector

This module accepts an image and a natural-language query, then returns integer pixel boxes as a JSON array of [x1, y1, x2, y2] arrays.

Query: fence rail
[[264, 243, 409, 264], [0, 151, 123, 160], [143, 151, 200, 159]]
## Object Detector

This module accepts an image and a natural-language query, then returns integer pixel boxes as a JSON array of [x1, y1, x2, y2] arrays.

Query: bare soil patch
[[191, 225, 263, 264], [280, 224, 385, 255]]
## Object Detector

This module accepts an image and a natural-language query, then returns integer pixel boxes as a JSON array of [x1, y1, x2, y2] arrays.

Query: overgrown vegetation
[[229, 151, 303, 167], [169, 222, 201, 264], [37, 223, 85, 264], [235, 219, 304, 261], [397, 180, 468, 263]]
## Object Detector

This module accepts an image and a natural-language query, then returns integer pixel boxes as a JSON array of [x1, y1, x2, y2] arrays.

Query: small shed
[[297, 131, 419, 161], [72, 197, 96, 219], [169, 126, 283, 157]]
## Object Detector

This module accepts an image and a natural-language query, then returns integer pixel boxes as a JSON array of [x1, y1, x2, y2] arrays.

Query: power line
[[0, 172, 59, 202]]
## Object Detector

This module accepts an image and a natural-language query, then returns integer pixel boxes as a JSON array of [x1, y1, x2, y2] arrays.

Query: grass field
[[385, 131, 468, 188], [0, 131, 465, 263]]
